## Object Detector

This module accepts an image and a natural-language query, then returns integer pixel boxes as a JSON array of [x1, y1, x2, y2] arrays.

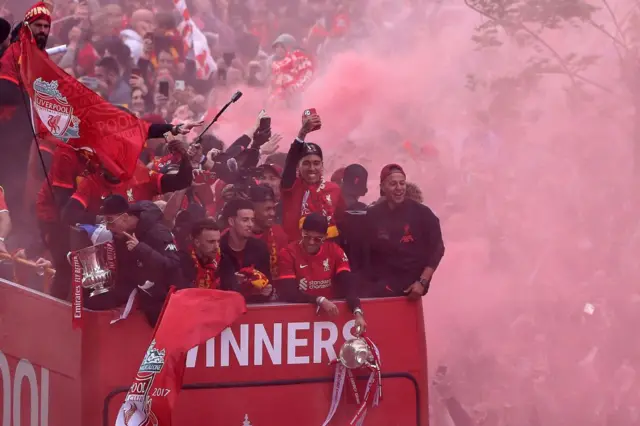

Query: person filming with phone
[[276, 212, 366, 333]]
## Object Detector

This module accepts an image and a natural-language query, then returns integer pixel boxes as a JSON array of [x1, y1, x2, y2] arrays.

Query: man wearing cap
[[99, 195, 184, 325], [335, 164, 369, 271], [250, 184, 288, 279], [363, 164, 445, 300], [281, 111, 345, 242], [276, 212, 366, 332], [0, 3, 52, 235]]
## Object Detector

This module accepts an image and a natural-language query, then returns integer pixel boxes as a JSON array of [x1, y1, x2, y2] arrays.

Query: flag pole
[[151, 286, 176, 335]]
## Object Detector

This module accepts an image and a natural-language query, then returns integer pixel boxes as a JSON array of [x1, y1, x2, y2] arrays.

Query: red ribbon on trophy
[[68, 241, 117, 329], [321, 335, 382, 426]]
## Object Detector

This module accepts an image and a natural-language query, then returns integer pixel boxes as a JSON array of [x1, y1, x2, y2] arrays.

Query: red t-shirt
[[0, 186, 8, 212], [36, 145, 88, 223], [253, 224, 288, 278], [72, 165, 163, 213], [277, 240, 350, 299], [282, 177, 345, 241]]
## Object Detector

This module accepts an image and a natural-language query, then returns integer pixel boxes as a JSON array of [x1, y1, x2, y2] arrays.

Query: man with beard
[[363, 164, 445, 300], [276, 212, 366, 333], [218, 199, 273, 303], [0, 3, 51, 236], [179, 218, 221, 289], [281, 111, 345, 241], [100, 195, 183, 326], [249, 184, 288, 279]]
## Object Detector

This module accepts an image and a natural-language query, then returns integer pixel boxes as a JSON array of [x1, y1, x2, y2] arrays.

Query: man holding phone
[[280, 109, 345, 242]]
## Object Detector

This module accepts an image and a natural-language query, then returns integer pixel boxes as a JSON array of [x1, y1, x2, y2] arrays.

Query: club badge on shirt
[[323, 258, 330, 272]]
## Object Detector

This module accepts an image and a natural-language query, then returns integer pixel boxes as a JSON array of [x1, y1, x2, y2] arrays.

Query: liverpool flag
[[19, 27, 151, 180], [115, 289, 247, 426]]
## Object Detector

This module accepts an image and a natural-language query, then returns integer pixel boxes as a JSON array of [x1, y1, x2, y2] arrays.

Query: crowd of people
[[0, 1, 444, 327], [4, 0, 627, 425]]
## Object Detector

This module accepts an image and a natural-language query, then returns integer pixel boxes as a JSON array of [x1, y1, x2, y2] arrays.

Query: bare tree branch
[[588, 19, 628, 49], [463, 0, 578, 86], [601, 0, 629, 48]]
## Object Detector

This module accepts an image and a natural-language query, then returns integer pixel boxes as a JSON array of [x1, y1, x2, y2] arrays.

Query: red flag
[[115, 289, 247, 426], [19, 28, 151, 180]]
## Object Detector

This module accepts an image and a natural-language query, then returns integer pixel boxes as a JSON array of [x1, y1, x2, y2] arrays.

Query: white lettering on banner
[[254, 324, 282, 366], [0, 350, 50, 426], [288, 322, 310, 365], [186, 320, 356, 368], [221, 325, 249, 367]]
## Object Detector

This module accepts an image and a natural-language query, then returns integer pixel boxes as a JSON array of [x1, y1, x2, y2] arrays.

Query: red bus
[[0, 277, 429, 426]]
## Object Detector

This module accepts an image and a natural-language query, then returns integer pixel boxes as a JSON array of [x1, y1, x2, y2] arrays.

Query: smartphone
[[303, 108, 320, 131], [259, 116, 271, 132], [158, 81, 170, 97], [131, 67, 141, 77], [175, 80, 186, 91]]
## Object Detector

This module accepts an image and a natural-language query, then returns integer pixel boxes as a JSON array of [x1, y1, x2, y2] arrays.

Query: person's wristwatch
[[418, 278, 429, 288], [316, 296, 327, 306], [353, 307, 363, 316]]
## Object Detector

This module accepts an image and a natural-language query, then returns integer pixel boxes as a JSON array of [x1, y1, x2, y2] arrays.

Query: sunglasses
[[302, 233, 325, 244]]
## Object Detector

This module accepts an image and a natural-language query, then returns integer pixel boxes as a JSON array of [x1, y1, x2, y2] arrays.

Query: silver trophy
[[338, 338, 377, 370], [68, 241, 116, 297]]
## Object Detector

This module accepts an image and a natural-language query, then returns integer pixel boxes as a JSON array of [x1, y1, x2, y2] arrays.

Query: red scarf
[[190, 246, 220, 289]]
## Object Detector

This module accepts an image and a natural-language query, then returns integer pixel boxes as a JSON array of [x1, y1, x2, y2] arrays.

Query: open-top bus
[[0, 276, 428, 425]]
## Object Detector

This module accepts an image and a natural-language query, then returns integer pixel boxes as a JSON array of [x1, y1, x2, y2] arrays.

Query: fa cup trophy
[[68, 241, 117, 297]]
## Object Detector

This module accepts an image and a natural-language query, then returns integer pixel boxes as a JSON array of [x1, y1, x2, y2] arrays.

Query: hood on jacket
[[130, 200, 165, 237]]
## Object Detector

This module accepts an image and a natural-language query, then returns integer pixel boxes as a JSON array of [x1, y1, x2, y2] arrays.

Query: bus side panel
[[101, 298, 429, 426], [0, 279, 82, 426]]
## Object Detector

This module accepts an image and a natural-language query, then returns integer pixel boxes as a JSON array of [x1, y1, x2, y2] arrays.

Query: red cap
[[24, 2, 51, 24], [261, 163, 283, 178], [380, 164, 405, 183]]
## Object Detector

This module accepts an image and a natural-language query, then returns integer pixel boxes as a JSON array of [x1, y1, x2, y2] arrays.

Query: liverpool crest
[[33, 77, 80, 142], [139, 340, 166, 374]]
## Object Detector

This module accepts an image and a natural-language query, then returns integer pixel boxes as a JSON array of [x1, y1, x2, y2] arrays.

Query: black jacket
[[112, 201, 184, 325], [218, 232, 272, 303], [363, 199, 445, 296]]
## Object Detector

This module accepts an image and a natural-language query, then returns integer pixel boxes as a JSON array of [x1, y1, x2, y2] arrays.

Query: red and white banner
[[172, 0, 216, 80]]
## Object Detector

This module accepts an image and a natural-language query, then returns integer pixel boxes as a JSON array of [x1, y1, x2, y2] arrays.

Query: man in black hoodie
[[99, 195, 184, 325]]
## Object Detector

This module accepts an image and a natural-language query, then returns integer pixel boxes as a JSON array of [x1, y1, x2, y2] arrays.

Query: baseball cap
[[380, 163, 406, 183], [302, 142, 323, 160], [342, 164, 368, 195], [302, 212, 328, 235], [259, 163, 283, 178], [100, 194, 129, 215]]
